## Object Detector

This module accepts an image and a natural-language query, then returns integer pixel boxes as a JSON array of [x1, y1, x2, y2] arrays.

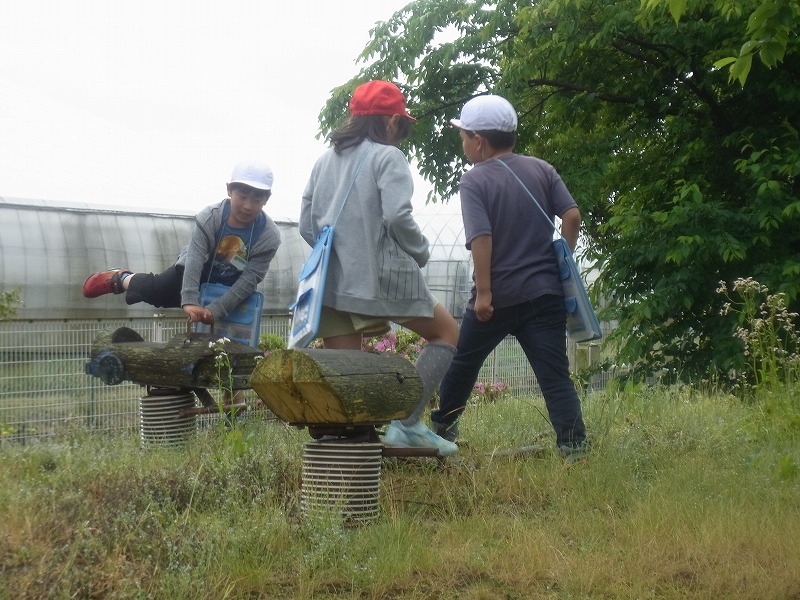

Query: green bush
[[259, 333, 287, 354], [0, 288, 21, 321]]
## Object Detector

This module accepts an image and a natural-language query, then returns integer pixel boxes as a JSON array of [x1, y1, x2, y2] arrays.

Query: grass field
[[1, 383, 798, 599]]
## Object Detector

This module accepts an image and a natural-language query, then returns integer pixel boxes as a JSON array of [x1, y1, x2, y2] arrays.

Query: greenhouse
[[0, 196, 606, 443]]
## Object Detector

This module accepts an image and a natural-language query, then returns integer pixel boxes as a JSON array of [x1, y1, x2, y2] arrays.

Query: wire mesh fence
[[0, 316, 608, 444]]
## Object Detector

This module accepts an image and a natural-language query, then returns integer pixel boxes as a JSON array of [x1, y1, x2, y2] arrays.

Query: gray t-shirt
[[459, 153, 577, 309]]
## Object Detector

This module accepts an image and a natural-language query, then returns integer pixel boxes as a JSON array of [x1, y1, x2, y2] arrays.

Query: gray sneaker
[[558, 442, 590, 463]]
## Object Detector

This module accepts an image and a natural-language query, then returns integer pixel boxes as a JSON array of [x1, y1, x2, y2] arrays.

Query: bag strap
[[493, 158, 560, 238], [329, 142, 372, 229], [205, 199, 256, 284]]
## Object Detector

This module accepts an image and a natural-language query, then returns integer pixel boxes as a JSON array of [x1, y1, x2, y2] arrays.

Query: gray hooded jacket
[[300, 140, 435, 318], [178, 199, 281, 319]]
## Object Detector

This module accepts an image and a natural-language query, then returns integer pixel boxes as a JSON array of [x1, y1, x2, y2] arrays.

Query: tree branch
[[526, 78, 639, 105]]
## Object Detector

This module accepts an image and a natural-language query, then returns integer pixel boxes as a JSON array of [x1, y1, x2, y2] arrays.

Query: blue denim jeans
[[432, 294, 586, 447]]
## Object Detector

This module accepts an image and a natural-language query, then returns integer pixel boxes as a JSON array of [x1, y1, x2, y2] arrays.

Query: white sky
[[0, 0, 441, 221]]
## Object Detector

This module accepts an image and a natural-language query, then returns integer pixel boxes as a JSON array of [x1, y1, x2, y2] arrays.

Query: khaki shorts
[[317, 305, 416, 339]]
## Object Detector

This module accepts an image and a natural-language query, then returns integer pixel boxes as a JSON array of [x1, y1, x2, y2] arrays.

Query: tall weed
[[718, 277, 800, 393]]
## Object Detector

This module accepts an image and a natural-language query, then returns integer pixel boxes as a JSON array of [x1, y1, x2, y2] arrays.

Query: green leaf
[[730, 53, 753, 86], [668, 0, 687, 23], [782, 201, 800, 217], [759, 40, 786, 68], [747, 1, 778, 34], [783, 261, 800, 276], [713, 56, 737, 69]]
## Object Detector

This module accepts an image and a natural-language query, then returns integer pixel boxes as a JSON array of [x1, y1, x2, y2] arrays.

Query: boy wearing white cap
[[83, 160, 282, 326], [431, 95, 588, 458]]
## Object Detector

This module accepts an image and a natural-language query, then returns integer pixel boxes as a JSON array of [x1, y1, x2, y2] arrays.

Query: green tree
[[318, 0, 800, 385], [642, 0, 799, 86]]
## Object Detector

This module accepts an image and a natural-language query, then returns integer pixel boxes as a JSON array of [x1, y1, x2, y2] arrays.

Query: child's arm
[[470, 234, 494, 322], [560, 207, 581, 252]]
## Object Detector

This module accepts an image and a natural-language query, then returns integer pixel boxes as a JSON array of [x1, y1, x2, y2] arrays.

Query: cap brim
[[230, 179, 271, 191], [450, 118, 465, 129]]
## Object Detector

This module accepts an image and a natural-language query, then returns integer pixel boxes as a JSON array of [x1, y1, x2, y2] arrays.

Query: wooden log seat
[[85, 326, 263, 390], [250, 349, 422, 427]]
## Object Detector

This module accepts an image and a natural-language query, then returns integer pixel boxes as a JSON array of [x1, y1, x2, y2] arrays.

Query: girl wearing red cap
[[300, 80, 460, 457]]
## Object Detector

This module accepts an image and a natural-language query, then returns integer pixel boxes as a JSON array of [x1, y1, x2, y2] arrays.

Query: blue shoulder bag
[[495, 159, 602, 343]]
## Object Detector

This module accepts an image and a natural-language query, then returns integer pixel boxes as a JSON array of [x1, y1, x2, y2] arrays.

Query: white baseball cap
[[450, 95, 518, 132], [229, 161, 273, 191]]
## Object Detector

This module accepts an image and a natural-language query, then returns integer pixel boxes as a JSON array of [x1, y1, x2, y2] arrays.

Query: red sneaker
[[82, 269, 131, 298]]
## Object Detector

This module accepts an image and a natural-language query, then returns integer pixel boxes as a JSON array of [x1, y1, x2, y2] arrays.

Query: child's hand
[[474, 294, 494, 322], [183, 304, 214, 324]]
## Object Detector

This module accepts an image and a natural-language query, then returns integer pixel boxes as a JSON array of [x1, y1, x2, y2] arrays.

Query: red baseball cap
[[349, 80, 415, 120]]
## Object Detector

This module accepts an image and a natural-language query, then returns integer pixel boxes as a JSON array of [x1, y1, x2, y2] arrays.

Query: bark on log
[[250, 349, 422, 426], [86, 326, 263, 390]]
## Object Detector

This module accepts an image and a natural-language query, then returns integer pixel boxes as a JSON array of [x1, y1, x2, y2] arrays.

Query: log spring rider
[[86, 326, 428, 522]]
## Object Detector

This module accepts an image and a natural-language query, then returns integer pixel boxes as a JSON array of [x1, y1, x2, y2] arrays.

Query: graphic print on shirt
[[210, 230, 250, 285]]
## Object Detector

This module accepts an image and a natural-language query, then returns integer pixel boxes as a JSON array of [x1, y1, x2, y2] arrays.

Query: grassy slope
[[1, 385, 798, 599]]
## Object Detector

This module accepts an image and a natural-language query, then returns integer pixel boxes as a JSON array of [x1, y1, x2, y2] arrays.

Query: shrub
[[471, 381, 510, 403], [308, 329, 427, 362], [0, 288, 21, 321], [363, 329, 425, 362], [259, 333, 287, 354]]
